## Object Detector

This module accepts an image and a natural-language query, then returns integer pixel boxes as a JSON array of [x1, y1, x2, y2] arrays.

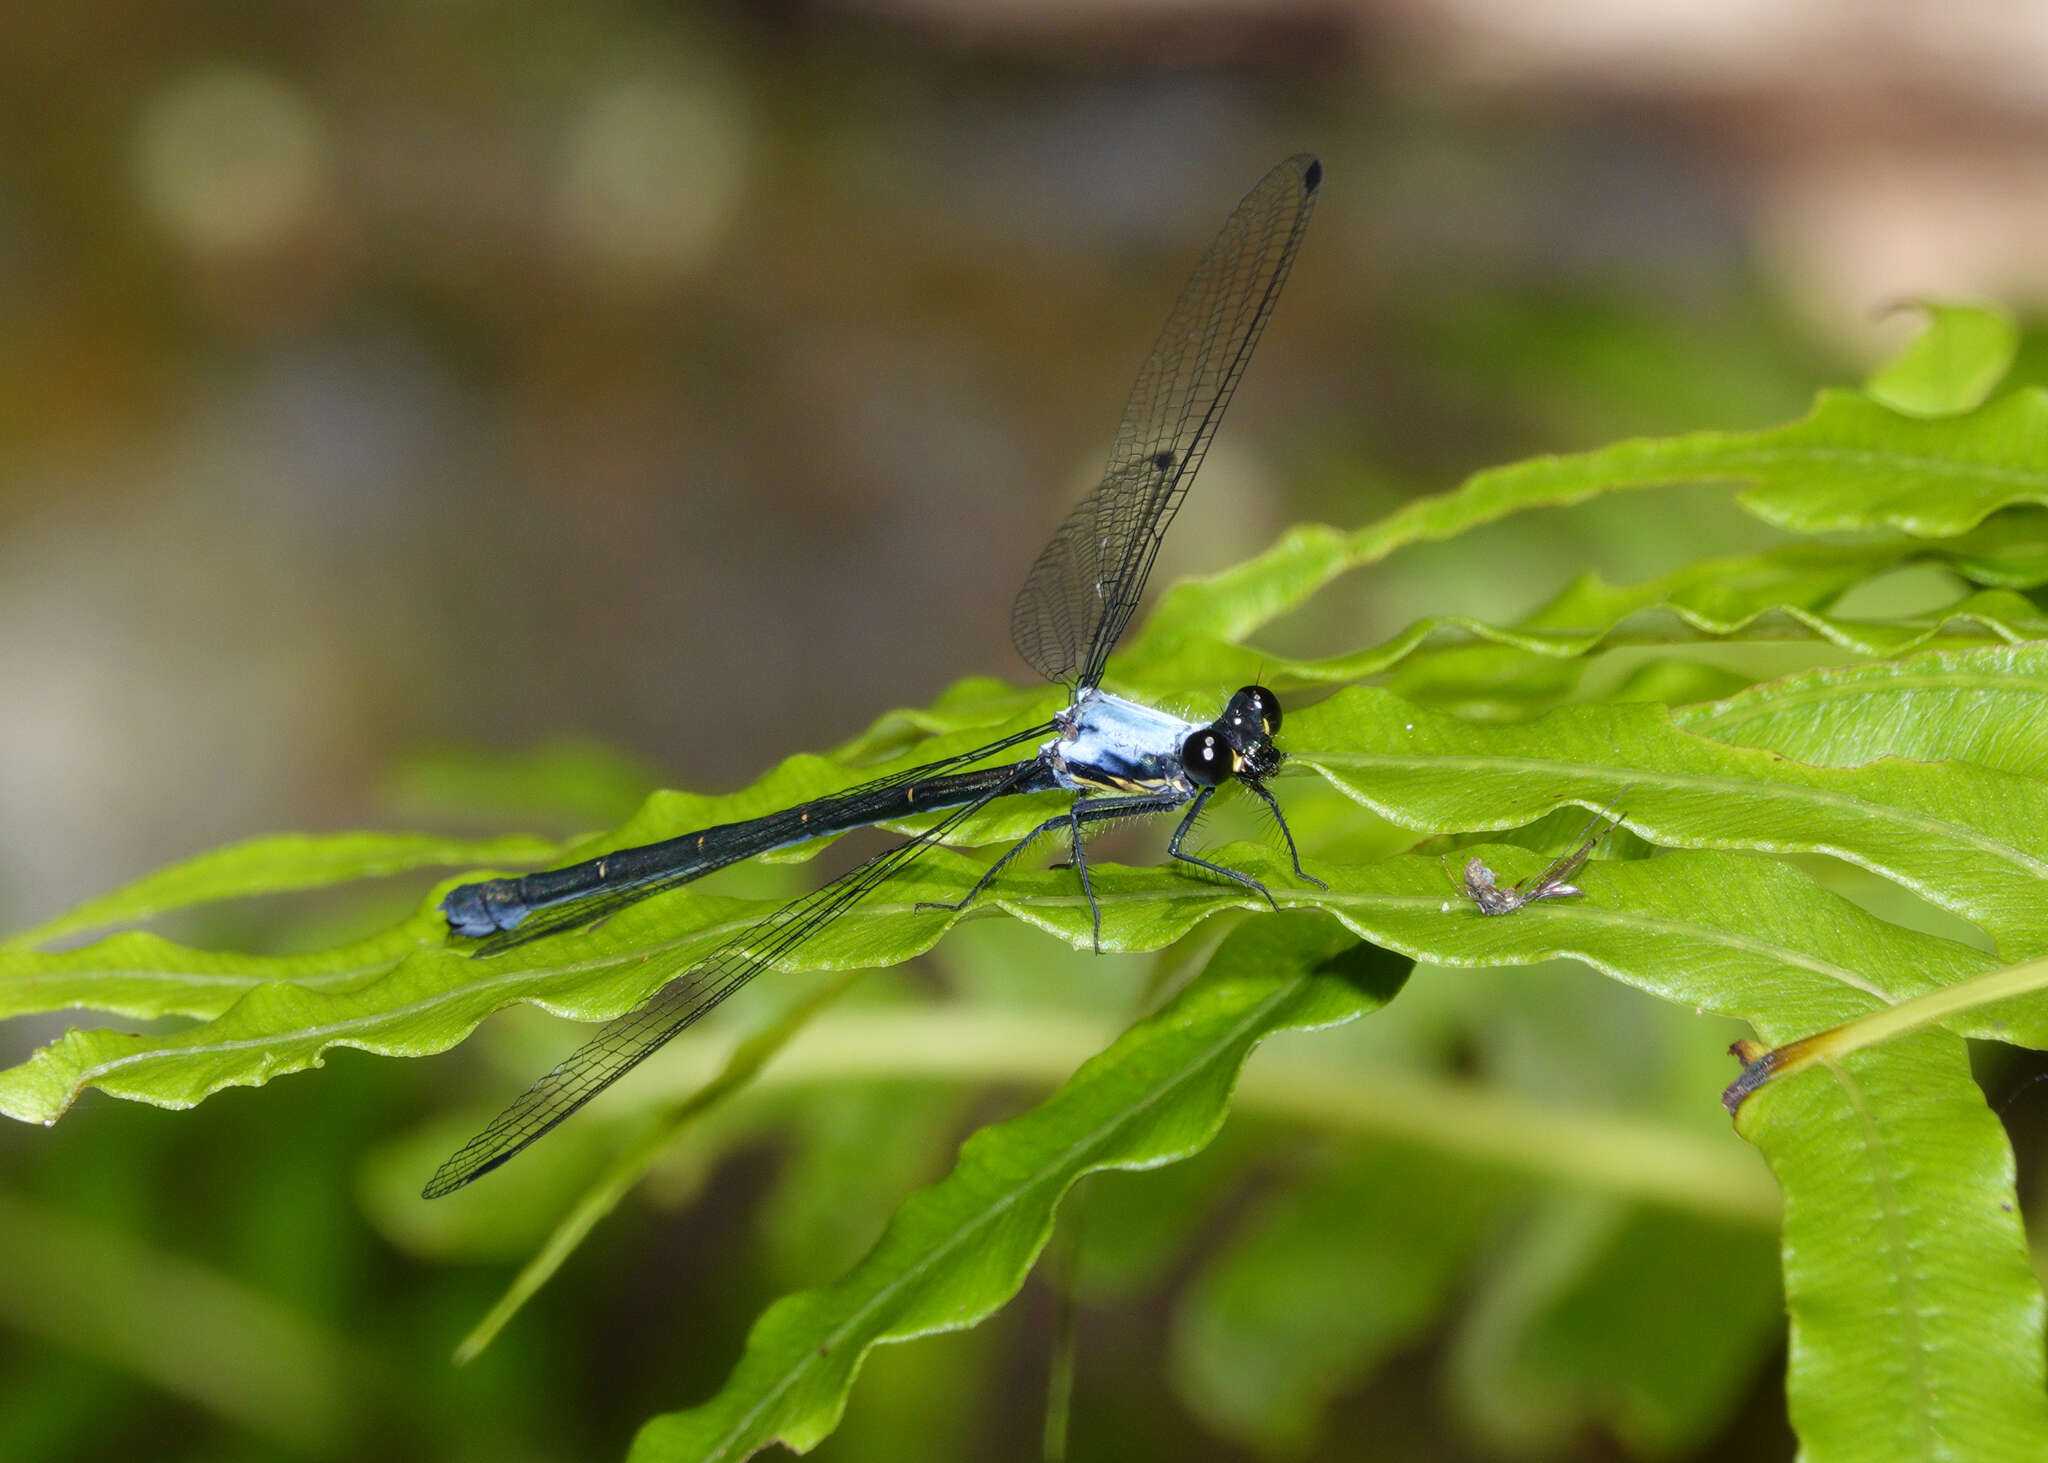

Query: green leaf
[[0, 918, 445, 1023], [1293, 689, 2048, 973], [0, 1188, 384, 1456], [1458, 1202, 1780, 1455], [1727, 948, 2048, 1111], [625, 916, 1404, 1461], [0, 845, 1267, 1125], [1737, 1033, 2048, 1460], [3, 831, 562, 951], [1171, 1145, 1515, 1454], [1678, 388, 2048, 536], [1158, 540, 2048, 697], [1866, 302, 2019, 417], [5, 717, 2033, 1122], [447, 963, 873, 1364], [1122, 386, 2048, 685], [1945, 508, 2048, 585], [760, 1084, 969, 1290], [1676, 642, 2048, 776]]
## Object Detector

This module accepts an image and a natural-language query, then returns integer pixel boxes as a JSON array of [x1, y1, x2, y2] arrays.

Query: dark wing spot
[[1303, 158, 1323, 192], [1150, 449, 1176, 471]]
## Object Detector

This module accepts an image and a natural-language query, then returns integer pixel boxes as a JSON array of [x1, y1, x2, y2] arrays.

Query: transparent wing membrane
[[423, 762, 1042, 1196], [1010, 154, 1322, 688]]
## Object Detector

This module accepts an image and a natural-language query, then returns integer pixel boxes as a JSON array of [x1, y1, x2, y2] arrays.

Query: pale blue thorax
[[1041, 688, 1200, 795]]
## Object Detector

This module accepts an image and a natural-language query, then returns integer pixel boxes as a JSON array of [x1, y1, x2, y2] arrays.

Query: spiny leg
[[1062, 792, 1192, 951], [915, 816, 1063, 917], [1064, 798, 1099, 951], [1165, 789, 1279, 909], [917, 791, 1188, 952], [1241, 779, 1326, 889]]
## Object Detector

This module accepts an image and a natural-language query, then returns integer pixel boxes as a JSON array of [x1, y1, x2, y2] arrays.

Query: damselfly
[[425, 155, 1325, 1197]]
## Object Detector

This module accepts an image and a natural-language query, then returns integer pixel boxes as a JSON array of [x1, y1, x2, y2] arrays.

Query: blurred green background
[[3, 2, 2039, 1459]]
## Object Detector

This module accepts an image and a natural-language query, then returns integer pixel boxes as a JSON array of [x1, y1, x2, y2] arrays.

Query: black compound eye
[[1226, 685, 1282, 738], [1181, 729, 1234, 788]]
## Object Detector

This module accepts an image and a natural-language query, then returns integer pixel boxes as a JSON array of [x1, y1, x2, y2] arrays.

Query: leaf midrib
[[59, 873, 1935, 1106], [1301, 753, 2048, 882]]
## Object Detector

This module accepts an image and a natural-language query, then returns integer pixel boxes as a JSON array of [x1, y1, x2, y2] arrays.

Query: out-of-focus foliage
[[7, 301, 2048, 1462], [1865, 302, 2020, 417], [629, 921, 1406, 1460]]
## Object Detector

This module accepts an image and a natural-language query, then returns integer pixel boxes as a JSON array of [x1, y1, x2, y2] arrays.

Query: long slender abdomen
[[441, 759, 1052, 937]]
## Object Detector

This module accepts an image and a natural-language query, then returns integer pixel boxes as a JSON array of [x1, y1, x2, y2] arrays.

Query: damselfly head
[[1184, 685, 1286, 788]]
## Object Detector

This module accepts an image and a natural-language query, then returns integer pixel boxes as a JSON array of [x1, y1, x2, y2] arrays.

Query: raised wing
[[1010, 154, 1322, 689], [422, 761, 1042, 1196]]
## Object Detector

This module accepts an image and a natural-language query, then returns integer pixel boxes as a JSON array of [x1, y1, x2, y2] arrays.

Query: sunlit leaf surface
[[1737, 1033, 2048, 1460]]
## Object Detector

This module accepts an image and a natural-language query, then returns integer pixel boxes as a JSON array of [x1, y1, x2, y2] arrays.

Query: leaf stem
[[1725, 950, 2048, 1110]]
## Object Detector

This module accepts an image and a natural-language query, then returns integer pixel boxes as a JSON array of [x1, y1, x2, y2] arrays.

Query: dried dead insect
[[1447, 796, 1631, 916]]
